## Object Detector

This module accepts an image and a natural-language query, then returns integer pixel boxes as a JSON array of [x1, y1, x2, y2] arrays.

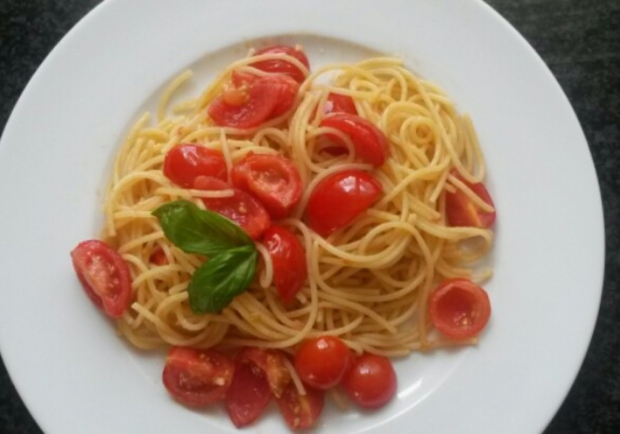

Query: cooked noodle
[[102, 53, 493, 356]]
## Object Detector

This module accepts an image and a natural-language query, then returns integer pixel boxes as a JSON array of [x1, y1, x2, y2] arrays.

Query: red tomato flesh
[[428, 278, 491, 340], [163, 144, 227, 188], [262, 226, 307, 303], [276, 383, 324, 430], [324, 93, 357, 116], [342, 353, 397, 409], [306, 170, 382, 237], [150, 248, 168, 266], [251, 44, 310, 83], [225, 360, 271, 428], [320, 113, 389, 166], [231, 153, 302, 219], [193, 176, 271, 240], [70, 239, 132, 318], [236, 347, 291, 398], [294, 336, 351, 389], [445, 174, 496, 228], [162, 347, 235, 408]]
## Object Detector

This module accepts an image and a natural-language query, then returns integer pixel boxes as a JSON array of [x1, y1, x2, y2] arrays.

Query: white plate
[[0, 0, 604, 433]]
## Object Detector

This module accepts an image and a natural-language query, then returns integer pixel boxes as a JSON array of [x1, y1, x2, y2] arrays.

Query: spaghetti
[[101, 52, 494, 360]]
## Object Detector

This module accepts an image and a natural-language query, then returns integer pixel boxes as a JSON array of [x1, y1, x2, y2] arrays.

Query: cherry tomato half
[[194, 176, 271, 239], [294, 336, 352, 389], [306, 170, 382, 237], [208, 74, 299, 129], [445, 174, 496, 228], [162, 347, 235, 408], [276, 383, 324, 430], [262, 226, 307, 303], [251, 44, 310, 83], [163, 144, 227, 188], [323, 93, 357, 116], [237, 347, 291, 398], [320, 113, 389, 167], [231, 153, 302, 219], [428, 278, 491, 340], [342, 353, 397, 409], [70, 239, 132, 318], [225, 360, 271, 428]]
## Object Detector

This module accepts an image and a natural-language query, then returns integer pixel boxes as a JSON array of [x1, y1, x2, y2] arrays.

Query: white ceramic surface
[[0, 0, 604, 433]]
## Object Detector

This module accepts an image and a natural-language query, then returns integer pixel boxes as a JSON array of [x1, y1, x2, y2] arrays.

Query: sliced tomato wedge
[[193, 176, 271, 240], [251, 44, 310, 83], [276, 383, 324, 430], [262, 226, 307, 303], [231, 153, 302, 219], [306, 170, 382, 237], [428, 278, 491, 340], [342, 353, 397, 409], [163, 144, 227, 187], [231, 71, 299, 118], [162, 347, 235, 408], [70, 239, 132, 318], [320, 113, 389, 166], [445, 173, 496, 228], [237, 347, 291, 398], [225, 360, 271, 428]]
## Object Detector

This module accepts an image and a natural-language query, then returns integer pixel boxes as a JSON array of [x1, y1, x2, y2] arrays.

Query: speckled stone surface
[[0, 1, 618, 433]]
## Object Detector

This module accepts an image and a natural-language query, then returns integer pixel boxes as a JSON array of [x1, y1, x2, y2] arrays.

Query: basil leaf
[[188, 246, 257, 313], [152, 200, 252, 256]]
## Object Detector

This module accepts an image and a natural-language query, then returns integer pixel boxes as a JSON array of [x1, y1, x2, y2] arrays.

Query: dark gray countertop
[[0, 0, 618, 433]]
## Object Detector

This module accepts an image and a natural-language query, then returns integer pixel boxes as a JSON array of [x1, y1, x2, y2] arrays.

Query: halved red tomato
[[320, 113, 389, 166], [208, 73, 299, 129], [231, 153, 302, 219], [445, 173, 496, 228], [162, 347, 235, 408], [193, 176, 271, 239], [251, 44, 310, 83], [342, 353, 397, 409], [163, 144, 227, 187], [294, 336, 351, 389], [225, 360, 271, 428], [262, 226, 307, 303], [306, 170, 382, 237], [276, 383, 324, 430], [70, 239, 132, 318], [236, 347, 291, 398], [323, 93, 357, 116], [428, 278, 491, 340]]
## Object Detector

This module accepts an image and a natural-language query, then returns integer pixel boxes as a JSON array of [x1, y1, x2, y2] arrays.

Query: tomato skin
[[342, 353, 397, 409], [428, 278, 491, 340], [294, 336, 352, 389], [150, 248, 168, 266], [163, 144, 227, 188], [236, 347, 292, 398], [251, 45, 310, 83], [320, 114, 389, 167], [445, 174, 496, 228], [225, 360, 271, 427], [70, 239, 132, 318], [231, 153, 303, 219], [262, 226, 307, 303], [324, 93, 357, 116], [306, 170, 382, 237], [193, 176, 271, 240], [276, 383, 324, 430], [162, 347, 235, 408]]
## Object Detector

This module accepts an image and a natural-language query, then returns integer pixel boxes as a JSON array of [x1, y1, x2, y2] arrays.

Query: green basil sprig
[[152, 200, 257, 314]]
